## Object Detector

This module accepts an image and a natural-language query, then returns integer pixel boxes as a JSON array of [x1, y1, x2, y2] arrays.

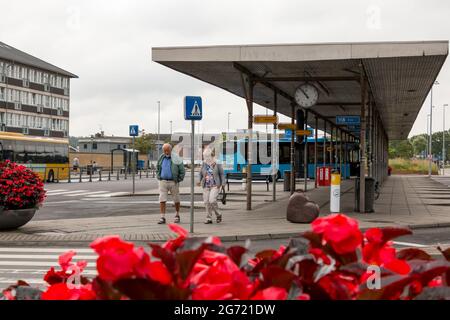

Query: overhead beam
[[254, 76, 360, 82], [233, 62, 357, 139]]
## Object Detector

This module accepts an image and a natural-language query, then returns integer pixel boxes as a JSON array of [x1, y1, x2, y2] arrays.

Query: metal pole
[[290, 104, 295, 195], [132, 135, 135, 194], [443, 104, 448, 174], [272, 91, 277, 201], [190, 120, 195, 233], [429, 86, 434, 177], [314, 116, 318, 188], [304, 111, 308, 192], [339, 129, 343, 177], [330, 124, 333, 168], [170, 121, 172, 135], [323, 120, 327, 167], [157, 101, 161, 161], [227, 112, 231, 132]]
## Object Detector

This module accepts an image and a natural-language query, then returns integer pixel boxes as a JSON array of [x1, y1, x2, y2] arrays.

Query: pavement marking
[[43, 200, 80, 205], [46, 190, 89, 196], [0, 254, 96, 260], [392, 241, 428, 248], [0, 261, 96, 267], [84, 192, 130, 198], [65, 191, 110, 197], [44, 189, 67, 194], [0, 248, 94, 253]]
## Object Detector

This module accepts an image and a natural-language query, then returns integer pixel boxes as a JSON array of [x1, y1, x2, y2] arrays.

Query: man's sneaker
[[174, 215, 180, 223], [158, 217, 166, 224], [216, 215, 222, 223], [204, 219, 213, 224]]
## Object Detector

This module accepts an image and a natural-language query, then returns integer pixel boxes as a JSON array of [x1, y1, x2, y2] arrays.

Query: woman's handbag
[[217, 186, 227, 205]]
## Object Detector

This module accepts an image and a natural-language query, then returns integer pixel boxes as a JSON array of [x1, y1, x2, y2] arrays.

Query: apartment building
[[0, 41, 77, 138]]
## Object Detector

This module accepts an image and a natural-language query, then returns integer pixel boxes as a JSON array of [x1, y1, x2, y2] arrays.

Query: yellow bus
[[0, 132, 69, 182]]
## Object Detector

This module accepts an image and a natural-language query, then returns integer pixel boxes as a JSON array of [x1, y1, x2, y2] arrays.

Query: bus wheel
[[47, 170, 55, 183]]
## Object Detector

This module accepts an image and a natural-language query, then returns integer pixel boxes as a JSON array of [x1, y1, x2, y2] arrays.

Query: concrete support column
[[359, 65, 368, 213], [304, 111, 308, 192], [241, 73, 254, 210], [323, 120, 327, 166]]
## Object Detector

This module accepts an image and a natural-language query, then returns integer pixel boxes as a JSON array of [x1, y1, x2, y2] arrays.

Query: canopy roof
[[152, 41, 448, 140]]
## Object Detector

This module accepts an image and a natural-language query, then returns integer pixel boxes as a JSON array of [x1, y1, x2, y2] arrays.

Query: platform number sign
[[129, 125, 139, 137], [184, 96, 202, 120]]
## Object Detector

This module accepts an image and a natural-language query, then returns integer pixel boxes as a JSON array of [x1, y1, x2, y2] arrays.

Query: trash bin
[[284, 171, 291, 192], [355, 177, 375, 213]]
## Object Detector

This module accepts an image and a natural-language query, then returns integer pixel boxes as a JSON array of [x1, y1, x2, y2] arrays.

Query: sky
[[0, 0, 449, 138]]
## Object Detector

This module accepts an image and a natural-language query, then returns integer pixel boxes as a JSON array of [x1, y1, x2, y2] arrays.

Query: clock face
[[295, 84, 319, 108]]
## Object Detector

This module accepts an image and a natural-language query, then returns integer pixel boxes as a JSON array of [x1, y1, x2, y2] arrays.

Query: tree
[[389, 140, 414, 159], [135, 133, 155, 155], [410, 135, 427, 157]]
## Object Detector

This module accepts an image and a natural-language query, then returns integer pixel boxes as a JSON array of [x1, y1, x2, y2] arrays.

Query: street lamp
[[157, 101, 160, 160], [443, 103, 449, 173], [227, 112, 231, 132], [426, 114, 430, 158], [429, 80, 439, 177]]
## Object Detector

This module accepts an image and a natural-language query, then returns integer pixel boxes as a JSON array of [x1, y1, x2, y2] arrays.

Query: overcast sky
[[1, 0, 449, 138]]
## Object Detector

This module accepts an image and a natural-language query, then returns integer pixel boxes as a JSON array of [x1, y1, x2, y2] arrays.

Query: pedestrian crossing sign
[[129, 125, 139, 136], [184, 96, 203, 120]]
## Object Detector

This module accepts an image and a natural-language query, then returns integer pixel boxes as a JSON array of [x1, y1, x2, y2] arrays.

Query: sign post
[[184, 96, 203, 233], [129, 125, 139, 195]]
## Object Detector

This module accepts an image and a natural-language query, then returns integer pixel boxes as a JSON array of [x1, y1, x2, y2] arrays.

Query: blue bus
[[219, 137, 356, 180]]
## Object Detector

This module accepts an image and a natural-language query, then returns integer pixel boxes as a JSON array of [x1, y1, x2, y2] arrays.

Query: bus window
[[279, 143, 290, 164]]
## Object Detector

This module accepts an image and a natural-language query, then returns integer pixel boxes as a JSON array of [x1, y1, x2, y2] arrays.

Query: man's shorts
[[158, 180, 180, 203]]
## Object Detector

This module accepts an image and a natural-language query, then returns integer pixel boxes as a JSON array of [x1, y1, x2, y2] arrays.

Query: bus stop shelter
[[152, 41, 448, 212]]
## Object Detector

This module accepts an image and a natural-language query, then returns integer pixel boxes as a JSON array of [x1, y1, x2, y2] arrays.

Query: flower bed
[[0, 160, 46, 210], [1, 214, 449, 300]]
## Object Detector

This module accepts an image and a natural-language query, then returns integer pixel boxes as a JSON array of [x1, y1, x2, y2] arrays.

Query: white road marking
[[46, 190, 89, 196], [84, 192, 130, 198], [0, 261, 96, 267], [45, 189, 67, 194], [392, 241, 428, 248], [65, 191, 109, 197], [0, 254, 96, 260], [0, 248, 94, 253]]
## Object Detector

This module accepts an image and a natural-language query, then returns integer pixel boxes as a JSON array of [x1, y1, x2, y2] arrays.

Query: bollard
[[89, 167, 92, 182], [68, 167, 71, 183], [139, 170, 142, 179], [124, 169, 127, 180], [99, 170, 102, 181], [330, 170, 341, 213], [146, 168, 149, 178], [117, 170, 120, 180], [108, 170, 111, 181], [153, 169, 155, 178], [79, 168, 82, 182]]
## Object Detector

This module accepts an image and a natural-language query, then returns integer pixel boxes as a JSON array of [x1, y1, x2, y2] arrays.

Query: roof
[[152, 41, 448, 140], [0, 41, 78, 78]]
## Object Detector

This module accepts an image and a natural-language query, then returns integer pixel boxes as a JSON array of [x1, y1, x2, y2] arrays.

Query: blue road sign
[[347, 125, 361, 131], [336, 116, 360, 125], [129, 125, 139, 137], [184, 96, 203, 120]]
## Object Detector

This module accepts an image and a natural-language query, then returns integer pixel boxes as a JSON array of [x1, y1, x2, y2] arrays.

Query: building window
[[117, 144, 121, 149], [93, 143, 97, 150], [123, 145, 126, 149], [83, 144, 87, 149]]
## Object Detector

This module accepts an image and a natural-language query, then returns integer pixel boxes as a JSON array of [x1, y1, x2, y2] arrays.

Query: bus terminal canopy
[[152, 41, 448, 140], [152, 41, 448, 212]]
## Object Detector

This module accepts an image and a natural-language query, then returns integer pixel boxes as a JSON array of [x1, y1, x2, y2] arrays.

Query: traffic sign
[[296, 130, 313, 136], [278, 123, 296, 130], [254, 115, 278, 124], [347, 125, 360, 131], [336, 116, 360, 125], [184, 96, 203, 120], [129, 125, 139, 137]]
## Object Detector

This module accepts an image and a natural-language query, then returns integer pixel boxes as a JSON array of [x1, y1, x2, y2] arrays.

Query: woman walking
[[199, 148, 225, 224]]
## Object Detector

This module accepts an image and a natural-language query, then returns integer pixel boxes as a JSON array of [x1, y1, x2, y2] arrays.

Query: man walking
[[157, 143, 185, 224]]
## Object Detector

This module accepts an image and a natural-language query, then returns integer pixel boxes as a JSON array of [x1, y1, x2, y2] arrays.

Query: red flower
[[42, 283, 96, 300], [311, 214, 363, 254], [251, 287, 288, 300]]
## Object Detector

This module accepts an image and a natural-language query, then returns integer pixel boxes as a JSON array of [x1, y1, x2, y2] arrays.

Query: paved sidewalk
[[0, 176, 449, 244]]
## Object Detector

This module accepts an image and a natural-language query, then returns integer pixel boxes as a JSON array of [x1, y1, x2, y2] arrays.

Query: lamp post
[[429, 81, 439, 177], [157, 101, 160, 160], [227, 112, 231, 132], [443, 103, 448, 174], [426, 114, 430, 159]]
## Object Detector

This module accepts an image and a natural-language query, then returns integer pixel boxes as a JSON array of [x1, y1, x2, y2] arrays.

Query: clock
[[294, 83, 319, 108]]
